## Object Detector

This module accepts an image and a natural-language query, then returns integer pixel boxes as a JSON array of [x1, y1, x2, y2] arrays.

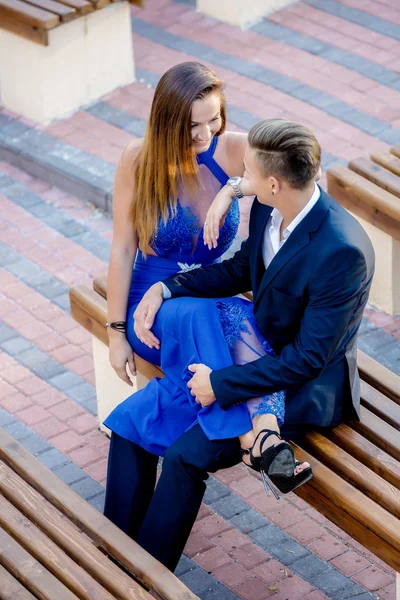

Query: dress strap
[[197, 136, 229, 186]]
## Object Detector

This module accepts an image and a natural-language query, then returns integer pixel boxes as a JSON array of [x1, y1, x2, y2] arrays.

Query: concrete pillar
[[0, 2, 135, 124], [197, 0, 296, 29]]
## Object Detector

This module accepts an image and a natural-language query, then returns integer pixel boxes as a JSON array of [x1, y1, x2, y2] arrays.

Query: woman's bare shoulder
[[222, 131, 248, 152], [120, 139, 143, 169]]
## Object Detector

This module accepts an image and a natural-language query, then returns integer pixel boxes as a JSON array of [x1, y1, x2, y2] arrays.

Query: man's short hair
[[248, 118, 321, 189]]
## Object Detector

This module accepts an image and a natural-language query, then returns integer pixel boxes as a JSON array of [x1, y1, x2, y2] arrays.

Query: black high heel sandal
[[241, 429, 313, 499]]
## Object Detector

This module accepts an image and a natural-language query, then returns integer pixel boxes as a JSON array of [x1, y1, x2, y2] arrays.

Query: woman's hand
[[109, 336, 136, 386], [204, 185, 235, 250], [133, 283, 163, 349]]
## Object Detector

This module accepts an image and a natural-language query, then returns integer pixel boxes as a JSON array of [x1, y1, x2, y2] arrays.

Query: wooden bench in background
[[0, 0, 143, 123], [69, 276, 400, 596], [0, 426, 198, 600], [327, 143, 400, 316]]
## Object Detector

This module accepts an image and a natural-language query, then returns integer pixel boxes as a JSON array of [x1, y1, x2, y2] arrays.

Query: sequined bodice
[[150, 136, 240, 264]]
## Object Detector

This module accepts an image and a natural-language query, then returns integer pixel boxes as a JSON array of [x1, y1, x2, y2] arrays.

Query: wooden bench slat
[[358, 349, 400, 405], [327, 423, 400, 490], [0, 528, 80, 600], [21, 0, 77, 21], [0, 492, 119, 600], [391, 145, 400, 160], [0, 563, 37, 600], [0, 12, 48, 43], [93, 274, 107, 298], [361, 379, 400, 430], [352, 406, 400, 462], [371, 151, 400, 178], [327, 165, 400, 241], [0, 460, 156, 600], [349, 157, 400, 199], [0, 429, 199, 600], [52, 0, 94, 15], [293, 443, 400, 571], [69, 285, 164, 380], [303, 431, 400, 517], [87, 0, 110, 8], [0, 0, 60, 29]]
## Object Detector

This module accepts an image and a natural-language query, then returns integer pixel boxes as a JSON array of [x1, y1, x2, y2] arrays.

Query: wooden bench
[[0, 425, 198, 600], [0, 0, 141, 122], [69, 277, 400, 597], [327, 143, 400, 315]]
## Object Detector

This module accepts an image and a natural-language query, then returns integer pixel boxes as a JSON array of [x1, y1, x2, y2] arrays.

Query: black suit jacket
[[163, 189, 375, 427]]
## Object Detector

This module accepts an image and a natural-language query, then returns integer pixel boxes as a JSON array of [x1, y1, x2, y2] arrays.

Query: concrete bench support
[[197, 0, 297, 29], [0, 2, 135, 124]]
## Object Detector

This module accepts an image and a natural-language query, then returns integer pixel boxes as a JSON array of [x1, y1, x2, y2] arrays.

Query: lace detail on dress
[[216, 301, 251, 348], [251, 391, 285, 426], [153, 203, 200, 256], [218, 197, 240, 253]]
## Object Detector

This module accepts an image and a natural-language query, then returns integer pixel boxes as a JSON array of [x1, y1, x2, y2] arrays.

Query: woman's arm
[[107, 141, 141, 385]]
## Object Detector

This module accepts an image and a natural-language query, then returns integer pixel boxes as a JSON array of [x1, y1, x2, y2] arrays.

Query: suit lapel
[[251, 200, 272, 293], [254, 189, 330, 304]]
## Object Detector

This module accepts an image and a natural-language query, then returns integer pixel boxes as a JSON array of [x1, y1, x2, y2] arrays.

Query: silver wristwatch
[[227, 176, 244, 199]]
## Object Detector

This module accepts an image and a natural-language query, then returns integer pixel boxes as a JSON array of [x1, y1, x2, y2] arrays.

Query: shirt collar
[[270, 183, 321, 239]]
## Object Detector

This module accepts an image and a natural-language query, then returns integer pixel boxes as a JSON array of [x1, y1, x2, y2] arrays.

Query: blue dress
[[104, 136, 285, 456]]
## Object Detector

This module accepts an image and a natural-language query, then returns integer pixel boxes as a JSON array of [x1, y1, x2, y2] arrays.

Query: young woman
[[104, 62, 311, 536]]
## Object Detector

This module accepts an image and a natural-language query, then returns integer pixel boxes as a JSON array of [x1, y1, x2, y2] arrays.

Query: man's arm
[[163, 237, 252, 299], [210, 247, 368, 409]]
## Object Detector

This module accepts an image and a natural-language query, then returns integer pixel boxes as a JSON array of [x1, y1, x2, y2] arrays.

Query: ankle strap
[[254, 429, 281, 452]]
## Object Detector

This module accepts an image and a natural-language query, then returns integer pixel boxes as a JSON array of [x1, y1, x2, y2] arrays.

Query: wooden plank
[[21, 0, 77, 21], [0, 0, 59, 29], [69, 285, 164, 380], [0, 429, 199, 600], [0, 12, 48, 44], [351, 406, 400, 462], [0, 493, 118, 600], [327, 423, 400, 490], [0, 527, 80, 600], [358, 349, 400, 405], [0, 563, 37, 600], [371, 151, 400, 178], [361, 379, 400, 430], [302, 431, 400, 517], [93, 274, 107, 298], [327, 165, 400, 241], [52, 0, 94, 14], [87, 0, 110, 8], [391, 145, 400, 159], [292, 443, 400, 571], [0, 461, 154, 600], [349, 157, 400, 199]]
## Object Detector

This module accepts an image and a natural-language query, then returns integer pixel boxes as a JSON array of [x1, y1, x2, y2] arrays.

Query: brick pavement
[[0, 0, 400, 598]]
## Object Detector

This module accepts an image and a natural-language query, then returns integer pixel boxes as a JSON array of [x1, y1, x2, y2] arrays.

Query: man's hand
[[133, 282, 164, 349], [187, 364, 216, 407]]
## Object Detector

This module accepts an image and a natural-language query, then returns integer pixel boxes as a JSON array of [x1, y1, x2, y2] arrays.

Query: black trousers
[[104, 423, 306, 572]]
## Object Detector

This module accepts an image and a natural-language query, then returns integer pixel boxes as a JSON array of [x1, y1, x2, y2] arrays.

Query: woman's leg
[[104, 432, 159, 539], [216, 299, 309, 475]]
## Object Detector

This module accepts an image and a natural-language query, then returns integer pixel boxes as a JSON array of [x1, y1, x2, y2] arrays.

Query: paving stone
[[290, 554, 331, 580], [269, 538, 310, 566], [211, 495, 248, 520], [38, 447, 70, 470], [204, 478, 231, 504], [29, 202, 55, 219], [180, 567, 218, 595], [0, 244, 20, 267], [11, 190, 42, 209], [36, 279, 69, 301], [20, 434, 51, 455], [227, 106, 259, 131], [0, 324, 18, 344], [53, 293, 71, 311], [229, 508, 267, 533], [0, 408, 16, 427], [17, 347, 65, 380], [0, 175, 16, 189], [175, 555, 197, 577], [4, 419, 33, 441], [1, 335, 32, 356], [88, 491, 106, 512], [249, 524, 288, 551], [71, 476, 105, 500], [311, 566, 362, 598], [48, 371, 84, 392], [53, 461, 87, 485], [198, 583, 239, 600]]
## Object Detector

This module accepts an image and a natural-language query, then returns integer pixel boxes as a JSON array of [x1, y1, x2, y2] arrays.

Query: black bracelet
[[106, 321, 127, 333]]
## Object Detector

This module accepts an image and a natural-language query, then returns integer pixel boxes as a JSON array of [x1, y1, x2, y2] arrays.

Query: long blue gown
[[104, 136, 285, 456]]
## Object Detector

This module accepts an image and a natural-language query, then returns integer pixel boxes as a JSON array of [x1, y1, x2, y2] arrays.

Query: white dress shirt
[[262, 183, 320, 269], [161, 183, 321, 297]]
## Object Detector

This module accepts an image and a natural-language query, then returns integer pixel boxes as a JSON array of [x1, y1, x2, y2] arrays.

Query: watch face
[[229, 177, 241, 186]]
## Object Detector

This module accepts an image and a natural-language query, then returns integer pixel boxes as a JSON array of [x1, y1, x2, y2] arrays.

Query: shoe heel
[[261, 470, 280, 500]]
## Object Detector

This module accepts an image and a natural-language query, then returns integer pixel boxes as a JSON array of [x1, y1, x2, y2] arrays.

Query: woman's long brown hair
[[132, 62, 226, 255]]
